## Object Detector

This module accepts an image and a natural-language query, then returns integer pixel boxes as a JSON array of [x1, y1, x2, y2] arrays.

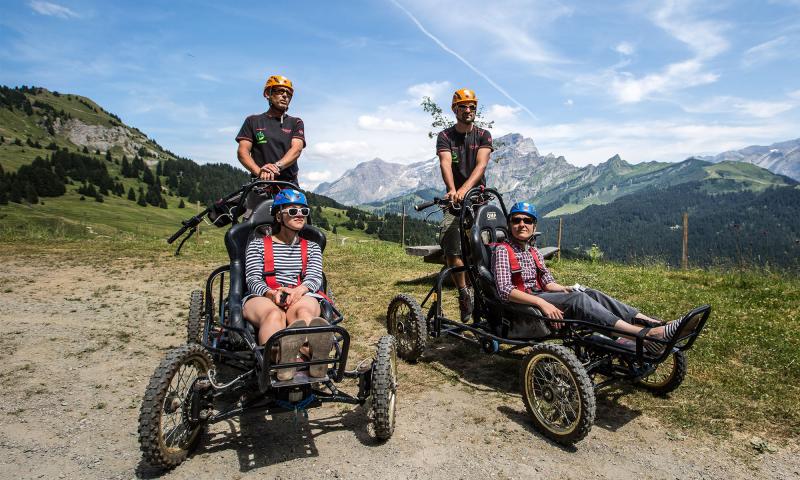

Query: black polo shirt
[[236, 112, 306, 185], [436, 125, 493, 189]]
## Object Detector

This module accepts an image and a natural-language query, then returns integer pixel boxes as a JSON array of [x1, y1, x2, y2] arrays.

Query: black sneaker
[[458, 287, 474, 323]]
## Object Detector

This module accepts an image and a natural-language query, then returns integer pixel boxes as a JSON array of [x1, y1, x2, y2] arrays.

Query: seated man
[[242, 188, 331, 380], [491, 201, 679, 354]]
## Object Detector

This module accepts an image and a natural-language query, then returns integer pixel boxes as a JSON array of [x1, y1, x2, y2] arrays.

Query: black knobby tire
[[386, 294, 427, 363], [371, 335, 397, 440], [636, 350, 687, 395], [187, 290, 203, 344], [520, 344, 595, 445], [138, 343, 213, 469]]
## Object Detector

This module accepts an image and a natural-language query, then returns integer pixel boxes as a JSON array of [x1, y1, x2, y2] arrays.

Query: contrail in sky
[[390, 0, 536, 120]]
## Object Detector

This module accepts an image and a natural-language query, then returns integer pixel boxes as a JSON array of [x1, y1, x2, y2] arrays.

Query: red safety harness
[[494, 242, 546, 293], [262, 235, 332, 302]]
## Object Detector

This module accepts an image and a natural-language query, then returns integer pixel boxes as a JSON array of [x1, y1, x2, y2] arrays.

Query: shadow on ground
[[135, 403, 381, 477]]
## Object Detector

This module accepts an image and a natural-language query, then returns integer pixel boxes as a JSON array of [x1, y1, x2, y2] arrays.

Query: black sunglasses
[[283, 207, 310, 217], [457, 104, 477, 111], [510, 216, 535, 225]]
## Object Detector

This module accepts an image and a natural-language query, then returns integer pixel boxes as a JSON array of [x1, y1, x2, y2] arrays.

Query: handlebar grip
[[414, 199, 438, 211], [167, 226, 188, 244]]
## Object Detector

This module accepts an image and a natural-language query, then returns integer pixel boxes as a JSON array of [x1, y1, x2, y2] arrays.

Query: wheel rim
[[387, 347, 398, 427], [640, 353, 676, 388], [389, 302, 413, 354], [525, 353, 581, 435], [160, 358, 205, 452]]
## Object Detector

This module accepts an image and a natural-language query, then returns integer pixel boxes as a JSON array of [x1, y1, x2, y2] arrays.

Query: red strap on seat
[[493, 242, 544, 293], [263, 236, 310, 291], [529, 247, 545, 291], [263, 235, 281, 290]]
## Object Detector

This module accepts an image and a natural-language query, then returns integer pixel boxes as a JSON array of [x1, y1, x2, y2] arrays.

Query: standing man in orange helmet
[[236, 75, 306, 186], [436, 88, 493, 322]]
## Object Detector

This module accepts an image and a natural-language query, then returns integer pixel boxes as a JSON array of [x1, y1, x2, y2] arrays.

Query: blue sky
[[1, 0, 799, 189]]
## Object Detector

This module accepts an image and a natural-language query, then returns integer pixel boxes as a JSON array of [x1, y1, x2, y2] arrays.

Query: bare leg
[[243, 297, 287, 345], [446, 255, 467, 289], [286, 296, 322, 325]]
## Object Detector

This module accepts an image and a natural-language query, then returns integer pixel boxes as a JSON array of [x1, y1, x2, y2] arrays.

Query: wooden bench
[[406, 244, 559, 264]]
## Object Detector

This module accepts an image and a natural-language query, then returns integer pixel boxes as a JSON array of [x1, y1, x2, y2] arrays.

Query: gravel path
[[0, 250, 796, 479]]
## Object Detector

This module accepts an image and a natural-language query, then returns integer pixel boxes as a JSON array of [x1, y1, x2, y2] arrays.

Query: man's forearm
[[277, 144, 302, 170], [508, 288, 548, 307], [237, 149, 260, 176], [439, 159, 456, 191]]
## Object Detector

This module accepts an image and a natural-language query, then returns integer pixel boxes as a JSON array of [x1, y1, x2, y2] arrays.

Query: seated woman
[[491, 201, 680, 354], [243, 188, 331, 380]]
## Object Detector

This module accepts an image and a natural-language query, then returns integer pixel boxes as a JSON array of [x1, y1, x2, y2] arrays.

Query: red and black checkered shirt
[[491, 242, 555, 301]]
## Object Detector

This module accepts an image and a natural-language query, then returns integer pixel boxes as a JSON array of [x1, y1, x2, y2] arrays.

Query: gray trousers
[[535, 288, 638, 328]]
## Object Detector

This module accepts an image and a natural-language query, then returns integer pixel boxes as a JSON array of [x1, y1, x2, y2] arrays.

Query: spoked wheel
[[138, 344, 213, 469], [520, 344, 595, 445], [370, 335, 398, 440], [187, 290, 203, 344], [636, 350, 687, 395], [386, 294, 427, 362]]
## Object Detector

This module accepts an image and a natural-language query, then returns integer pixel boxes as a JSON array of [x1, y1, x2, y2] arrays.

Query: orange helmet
[[263, 75, 294, 96], [452, 88, 477, 108]]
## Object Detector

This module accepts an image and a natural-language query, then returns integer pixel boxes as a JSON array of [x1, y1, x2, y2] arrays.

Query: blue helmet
[[509, 201, 537, 221], [272, 188, 308, 212]]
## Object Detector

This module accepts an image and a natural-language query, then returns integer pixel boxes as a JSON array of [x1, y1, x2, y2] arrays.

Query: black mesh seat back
[[224, 200, 275, 330], [467, 204, 509, 300], [300, 225, 327, 253]]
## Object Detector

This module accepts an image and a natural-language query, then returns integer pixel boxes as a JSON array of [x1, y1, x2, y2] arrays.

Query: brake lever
[[173, 227, 197, 256]]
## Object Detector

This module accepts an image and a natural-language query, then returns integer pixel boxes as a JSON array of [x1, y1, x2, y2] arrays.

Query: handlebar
[[167, 215, 204, 244], [414, 198, 440, 211]]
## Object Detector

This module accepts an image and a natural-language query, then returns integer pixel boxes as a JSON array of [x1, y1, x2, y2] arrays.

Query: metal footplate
[[270, 370, 330, 388]]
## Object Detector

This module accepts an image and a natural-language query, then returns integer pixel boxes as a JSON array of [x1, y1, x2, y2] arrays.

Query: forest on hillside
[[538, 182, 800, 269]]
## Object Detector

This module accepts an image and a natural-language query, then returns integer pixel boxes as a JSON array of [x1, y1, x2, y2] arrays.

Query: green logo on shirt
[[256, 131, 267, 144], [451, 150, 459, 164]]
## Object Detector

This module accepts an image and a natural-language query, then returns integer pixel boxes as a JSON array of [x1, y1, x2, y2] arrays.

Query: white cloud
[[407, 81, 451, 101], [742, 36, 790, 68], [485, 104, 521, 122], [196, 72, 222, 82], [29, 1, 79, 18], [564, 99, 574, 107], [680, 95, 798, 118], [579, 1, 729, 104], [615, 42, 635, 56], [357, 115, 420, 132], [300, 170, 335, 189], [308, 141, 371, 160], [391, 0, 537, 119], [217, 126, 239, 134], [503, 118, 800, 167]]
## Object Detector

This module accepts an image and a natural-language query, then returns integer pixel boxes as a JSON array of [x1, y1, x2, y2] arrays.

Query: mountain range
[[315, 133, 799, 218]]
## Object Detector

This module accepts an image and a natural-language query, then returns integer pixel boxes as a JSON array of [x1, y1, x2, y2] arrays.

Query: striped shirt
[[491, 241, 555, 301], [245, 235, 323, 297]]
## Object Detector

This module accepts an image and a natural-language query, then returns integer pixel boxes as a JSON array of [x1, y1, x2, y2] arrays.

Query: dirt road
[[0, 247, 796, 479]]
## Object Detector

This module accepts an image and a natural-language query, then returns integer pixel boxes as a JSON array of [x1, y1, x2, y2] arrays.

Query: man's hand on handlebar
[[259, 164, 280, 180], [454, 186, 471, 203]]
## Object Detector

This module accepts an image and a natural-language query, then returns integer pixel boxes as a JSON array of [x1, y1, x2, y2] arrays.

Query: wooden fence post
[[557, 217, 563, 262], [682, 212, 688, 270]]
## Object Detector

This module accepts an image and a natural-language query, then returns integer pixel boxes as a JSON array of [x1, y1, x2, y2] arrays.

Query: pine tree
[[178, 198, 185, 208], [142, 167, 154, 185], [156, 161, 163, 176], [137, 191, 147, 207], [24, 182, 38, 204], [159, 197, 167, 209], [127, 187, 136, 201], [121, 157, 131, 177], [105, 150, 113, 162]]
